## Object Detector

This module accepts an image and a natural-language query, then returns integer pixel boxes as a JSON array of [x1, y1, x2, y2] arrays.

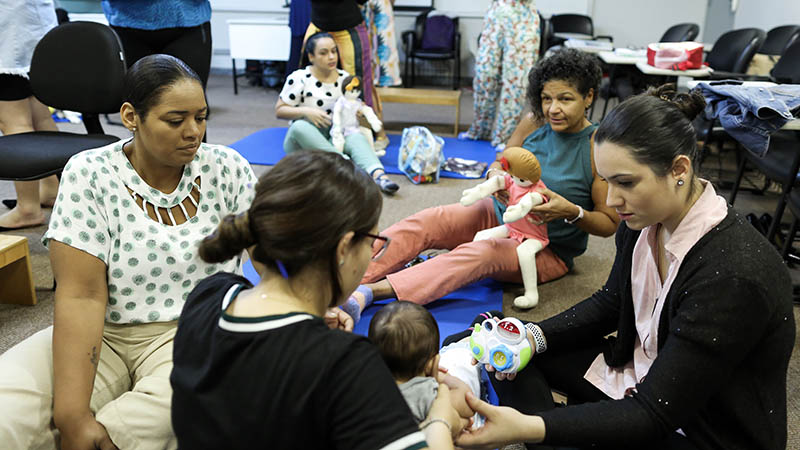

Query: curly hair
[[526, 48, 602, 122]]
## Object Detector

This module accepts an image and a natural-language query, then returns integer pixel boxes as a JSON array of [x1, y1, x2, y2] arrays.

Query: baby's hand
[[460, 187, 482, 206], [503, 204, 525, 223]]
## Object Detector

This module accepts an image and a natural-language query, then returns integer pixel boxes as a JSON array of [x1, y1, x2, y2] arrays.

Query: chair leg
[[781, 214, 799, 262], [728, 154, 748, 206], [766, 191, 789, 245]]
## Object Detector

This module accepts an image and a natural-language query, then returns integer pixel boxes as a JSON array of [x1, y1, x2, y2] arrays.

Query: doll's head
[[369, 301, 440, 382], [500, 147, 541, 187], [341, 75, 363, 100]]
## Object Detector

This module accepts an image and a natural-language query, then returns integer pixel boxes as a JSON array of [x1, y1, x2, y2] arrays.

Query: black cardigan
[[537, 210, 795, 450]]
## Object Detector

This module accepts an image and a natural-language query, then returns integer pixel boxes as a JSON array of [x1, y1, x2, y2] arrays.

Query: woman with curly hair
[[340, 49, 620, 321]]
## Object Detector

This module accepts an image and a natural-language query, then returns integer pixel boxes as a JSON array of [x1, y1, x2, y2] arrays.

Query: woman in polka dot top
[[0, 55, 255, 449], [276, 31, 399, 195]]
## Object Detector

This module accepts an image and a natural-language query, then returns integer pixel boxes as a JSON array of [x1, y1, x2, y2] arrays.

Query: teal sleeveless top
[[493, 122, 598, 269]]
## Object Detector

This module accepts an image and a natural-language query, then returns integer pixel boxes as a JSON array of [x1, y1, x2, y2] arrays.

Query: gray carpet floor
[[0, 72, 798, 446]]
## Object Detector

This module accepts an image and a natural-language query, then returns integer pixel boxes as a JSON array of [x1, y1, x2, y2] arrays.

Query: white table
[[564, 39, 613, 54], [634, 61, 713, 78], [227, 18, 291, 94], [553, 32, 593, 41]]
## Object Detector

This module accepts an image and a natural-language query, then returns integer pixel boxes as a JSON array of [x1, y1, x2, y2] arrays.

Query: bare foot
[[0, 207, 46, 230]]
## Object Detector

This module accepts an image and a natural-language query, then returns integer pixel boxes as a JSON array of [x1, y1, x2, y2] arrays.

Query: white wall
[[208, 0, 711, 74], [733, 0, 800, 31], [592, 0, 707, 48]]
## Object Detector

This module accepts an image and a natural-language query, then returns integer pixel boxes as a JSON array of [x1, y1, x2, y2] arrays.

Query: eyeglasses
[[358, 231, 391, 261]]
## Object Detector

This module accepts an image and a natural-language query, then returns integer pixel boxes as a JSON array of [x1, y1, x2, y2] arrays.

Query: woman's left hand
[[455, 393, 544, 448], [324, 307, 354, 332], [527, 187, 580, 225]]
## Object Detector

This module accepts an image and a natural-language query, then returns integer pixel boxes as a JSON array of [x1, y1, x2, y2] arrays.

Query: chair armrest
[[705, 70, 750, 80], [454, 31, 461, 54], [595, 35, 614, 43]]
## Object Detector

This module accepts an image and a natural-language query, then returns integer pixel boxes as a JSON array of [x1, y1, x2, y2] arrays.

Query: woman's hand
[[427, 384, 472, 440], [455, 393, 544, 448], [324, 307, 354, 332], [528, 187, 580, 224], [59, 414, 118, 450], [304, 108, 332, 129]]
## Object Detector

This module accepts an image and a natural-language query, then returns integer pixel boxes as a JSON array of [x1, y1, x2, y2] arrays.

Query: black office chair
[[659, 23, 700, 43], [0, 22, 125, 184], [402, 10, 461, 90], [760, 25, 800, 56], [723, 39, 800, 246], [705, 28, 767, 77], [548, 14, 612, 49], [539, 14, 552, 57]]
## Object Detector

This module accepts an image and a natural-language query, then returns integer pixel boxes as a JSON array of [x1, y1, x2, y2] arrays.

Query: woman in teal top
[[340, 49, 620, 319]]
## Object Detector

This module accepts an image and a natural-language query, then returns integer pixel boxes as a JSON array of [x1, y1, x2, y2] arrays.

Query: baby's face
[[510, 173, 533, 187]]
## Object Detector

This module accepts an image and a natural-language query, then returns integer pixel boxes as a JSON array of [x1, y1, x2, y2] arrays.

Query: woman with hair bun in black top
[[171, 151, 469, 450], [454, 85, 795, 450]]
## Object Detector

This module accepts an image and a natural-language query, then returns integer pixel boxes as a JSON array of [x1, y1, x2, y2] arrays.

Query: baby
[[368, 301, 483, 428]]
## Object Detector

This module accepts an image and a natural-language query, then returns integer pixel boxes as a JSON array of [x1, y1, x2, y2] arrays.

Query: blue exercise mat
[[241, 259, 502, 346], [229, 127, 495, 179]]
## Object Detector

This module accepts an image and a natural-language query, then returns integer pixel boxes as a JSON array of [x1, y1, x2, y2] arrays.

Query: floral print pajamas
[[466, 0, 540, 147]]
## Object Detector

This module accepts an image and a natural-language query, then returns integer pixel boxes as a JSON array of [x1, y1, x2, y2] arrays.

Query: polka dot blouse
[[279, 66, 349, 116], [43, 141, 256, 324]]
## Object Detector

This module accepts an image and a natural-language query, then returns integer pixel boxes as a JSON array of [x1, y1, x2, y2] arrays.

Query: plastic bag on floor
[[398, 126, 444, 184]]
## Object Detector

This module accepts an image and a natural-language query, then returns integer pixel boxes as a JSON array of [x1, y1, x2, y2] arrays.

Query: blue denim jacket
[[695, 80, 800, 157], [0, 0, 57, 76]]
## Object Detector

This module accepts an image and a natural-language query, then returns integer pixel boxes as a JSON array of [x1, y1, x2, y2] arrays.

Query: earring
[[131, 127, 137, 133], [339, 260, 344, 266], [677, 179, 685, 186]]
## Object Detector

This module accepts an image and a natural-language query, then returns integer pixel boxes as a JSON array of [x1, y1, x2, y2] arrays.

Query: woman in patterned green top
[[0, 55, 255, 450]]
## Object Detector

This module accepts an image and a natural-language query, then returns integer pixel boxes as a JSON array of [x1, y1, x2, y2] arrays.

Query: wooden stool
[[377, 87, 462, 137], [0, 235, 37, 306]]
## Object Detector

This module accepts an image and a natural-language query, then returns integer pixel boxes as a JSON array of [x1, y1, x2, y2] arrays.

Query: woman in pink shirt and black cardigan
[[452, 85, 794, 450]]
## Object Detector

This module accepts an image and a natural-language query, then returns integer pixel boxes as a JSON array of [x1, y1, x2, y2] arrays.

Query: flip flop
[[2, 199, 52, 209], [0, 222, 46, 232]]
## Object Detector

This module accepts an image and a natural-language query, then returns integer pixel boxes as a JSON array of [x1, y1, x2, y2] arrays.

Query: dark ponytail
[[595, 83, 706, 177]]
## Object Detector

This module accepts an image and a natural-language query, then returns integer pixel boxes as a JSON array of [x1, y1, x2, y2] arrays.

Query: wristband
[[564, 205, 584, 224], [524, 322, 548, 354], [421, 418, 451, 434]]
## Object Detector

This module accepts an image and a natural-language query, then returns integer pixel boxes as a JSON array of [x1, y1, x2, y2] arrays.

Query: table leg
[[232, 59, 238, 95], [601, 63, 617, 120], [454, 97, 460, 137]]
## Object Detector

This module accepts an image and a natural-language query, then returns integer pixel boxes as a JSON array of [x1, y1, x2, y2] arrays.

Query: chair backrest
[[539, 15, 553, 55], [705, 28, 766, 73], [30, 21, 126, 117], [550, 14, 593, 37], [420, 14, 458, 51], [771, 38, 800, 84], [759, 25, 800, 56], [660, 23, 700, 42]]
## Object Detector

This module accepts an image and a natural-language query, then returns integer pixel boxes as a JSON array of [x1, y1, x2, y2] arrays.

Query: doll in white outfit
[[331, 75, 384, 156], [459, 147, 550, 308]]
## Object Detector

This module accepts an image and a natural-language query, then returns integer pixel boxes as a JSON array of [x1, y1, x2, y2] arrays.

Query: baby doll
[[459, 147, 549, 309], [331, 75, 384, 156]]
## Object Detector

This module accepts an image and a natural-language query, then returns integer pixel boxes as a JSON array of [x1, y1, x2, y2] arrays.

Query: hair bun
[[649, 84, 706, 121], [198, 212, 256, 263]]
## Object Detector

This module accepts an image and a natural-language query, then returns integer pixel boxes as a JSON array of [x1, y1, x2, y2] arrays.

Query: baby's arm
[[359, 104, 383, 132], [460, 176, 506, 206], [440, 373, 475, 421], [504, 191, 545, 223]]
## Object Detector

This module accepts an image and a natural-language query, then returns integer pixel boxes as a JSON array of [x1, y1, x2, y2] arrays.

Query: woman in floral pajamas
[[362, 0, 403, 87], [462, 0, 540, 148]]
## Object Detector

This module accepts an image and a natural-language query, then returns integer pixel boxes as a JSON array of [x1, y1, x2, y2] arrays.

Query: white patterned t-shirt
[[43, 141, 256, 324]]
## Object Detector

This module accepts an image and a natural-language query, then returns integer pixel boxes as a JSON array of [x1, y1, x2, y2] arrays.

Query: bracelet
[[524, 322, 548, 354], [564, 205, 584, 224], [421, 418, 452, 434]]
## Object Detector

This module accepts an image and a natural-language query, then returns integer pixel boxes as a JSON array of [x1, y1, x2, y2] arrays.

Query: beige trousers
[[0, 321, 178, 450]]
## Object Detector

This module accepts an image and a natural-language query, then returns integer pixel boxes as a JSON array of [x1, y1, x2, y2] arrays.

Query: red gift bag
[[647, 42, 704, 70]]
